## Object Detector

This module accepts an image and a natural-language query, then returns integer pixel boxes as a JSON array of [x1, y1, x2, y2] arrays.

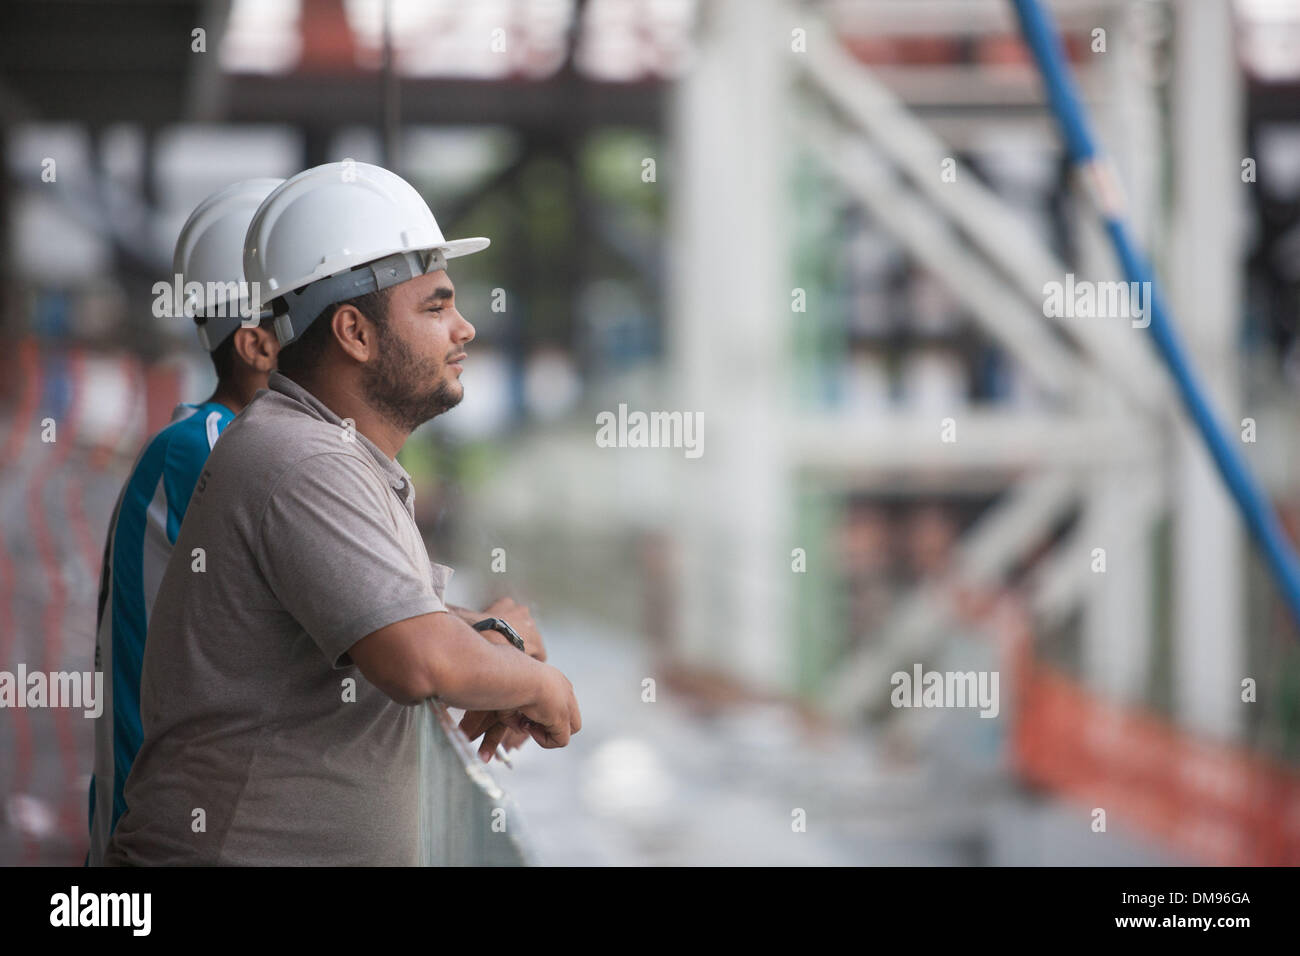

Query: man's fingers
[[478, 722, 510, 763], [459, 710, 494, 740], [458, 711, 484, 740]]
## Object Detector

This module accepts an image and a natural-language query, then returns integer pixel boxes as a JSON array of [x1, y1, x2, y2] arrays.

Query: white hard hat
[[243, 161, 490, 346], [173, 177, 285, 351]]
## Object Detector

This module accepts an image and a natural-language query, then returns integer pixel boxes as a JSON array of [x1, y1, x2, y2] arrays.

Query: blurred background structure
[[3, 0, 1300, 865]]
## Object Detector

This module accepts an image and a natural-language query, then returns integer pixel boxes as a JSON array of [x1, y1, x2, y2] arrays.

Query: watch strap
[[473, 617, 526, 653]]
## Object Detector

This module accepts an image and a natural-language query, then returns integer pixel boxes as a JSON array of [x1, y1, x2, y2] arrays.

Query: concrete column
[[666, 0, 794, 692], [1168, 0, 1245, 741]]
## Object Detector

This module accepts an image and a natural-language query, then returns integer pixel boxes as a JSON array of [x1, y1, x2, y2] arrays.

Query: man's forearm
[[430, 615, 548, 712], [447, 602, 515, 649], [447, 603, 480, 625]]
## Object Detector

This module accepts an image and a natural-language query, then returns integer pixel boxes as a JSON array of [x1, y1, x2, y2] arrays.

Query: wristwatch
[[472, 617, 526, 653]]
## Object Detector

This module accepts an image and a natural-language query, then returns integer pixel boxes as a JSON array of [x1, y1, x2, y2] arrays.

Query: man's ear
[[231, 326, 279, 372], [331, 304, 380, 363]]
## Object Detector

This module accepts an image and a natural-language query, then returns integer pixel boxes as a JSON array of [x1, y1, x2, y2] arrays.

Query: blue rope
[[1010, 0, 1300, 630]]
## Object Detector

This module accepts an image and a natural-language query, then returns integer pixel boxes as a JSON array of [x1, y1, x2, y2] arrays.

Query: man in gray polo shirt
[[105, 162, 580, 866]]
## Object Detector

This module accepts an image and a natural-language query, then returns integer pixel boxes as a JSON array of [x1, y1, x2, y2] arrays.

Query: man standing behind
[[87, 179, 283, 865], [105, 162, 581, 866]]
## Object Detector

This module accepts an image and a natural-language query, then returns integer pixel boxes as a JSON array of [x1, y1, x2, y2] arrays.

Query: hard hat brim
[[440, 236, 491, 259]]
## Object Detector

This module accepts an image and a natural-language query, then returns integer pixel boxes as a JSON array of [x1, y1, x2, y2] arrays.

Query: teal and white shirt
[[86, 400, 235, 866]]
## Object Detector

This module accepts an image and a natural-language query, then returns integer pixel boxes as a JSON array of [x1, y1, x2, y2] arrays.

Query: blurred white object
[[898, 349, 968, 412], [220, 0, 302, 74], [580, 737, 673, 824], [75, 354, 142, 449], [14, 194, 110, 284], [842, 348, 891, 413], [6, 793, 57, 840], [524, 347, 582, 422], [1257, 124, 1300, 201]]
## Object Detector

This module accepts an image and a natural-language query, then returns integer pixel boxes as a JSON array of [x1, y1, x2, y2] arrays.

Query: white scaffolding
[[667, 0, 1250, 747]]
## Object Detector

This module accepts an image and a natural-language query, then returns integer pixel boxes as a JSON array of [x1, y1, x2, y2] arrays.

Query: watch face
[[500, 623, 525, 651]]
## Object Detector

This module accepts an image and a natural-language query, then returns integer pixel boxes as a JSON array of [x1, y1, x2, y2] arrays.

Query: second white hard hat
[[173, 177, 285, 351], [243, 161, 490, 346]]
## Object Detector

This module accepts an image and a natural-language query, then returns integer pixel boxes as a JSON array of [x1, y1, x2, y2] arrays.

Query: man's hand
[[459, 666, 581, 763], [480, 596, 547, 662], [460, 712, 530, 764], [450, 597, 550, 760], [459, 710, 529, 760]]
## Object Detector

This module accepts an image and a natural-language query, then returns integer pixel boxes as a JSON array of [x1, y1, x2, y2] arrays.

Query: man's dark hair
[[274, 288, 391, 383], [206, 316, 276, 381]]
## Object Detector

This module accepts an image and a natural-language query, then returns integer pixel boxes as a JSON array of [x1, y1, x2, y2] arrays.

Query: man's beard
[[360, 326, 463, 433]]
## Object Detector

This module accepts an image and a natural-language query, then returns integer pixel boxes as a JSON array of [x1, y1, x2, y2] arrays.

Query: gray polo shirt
[[104, 371, 452, 866]]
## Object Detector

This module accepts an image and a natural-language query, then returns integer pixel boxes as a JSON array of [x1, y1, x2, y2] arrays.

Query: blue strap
[[1009, 0, 1300, 630]]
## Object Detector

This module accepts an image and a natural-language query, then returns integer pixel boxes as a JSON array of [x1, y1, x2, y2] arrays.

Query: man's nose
[[454, 310, 475, 344]]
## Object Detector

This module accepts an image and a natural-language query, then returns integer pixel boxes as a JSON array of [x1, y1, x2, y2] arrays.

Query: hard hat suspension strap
[[273, 248, 449, 346]]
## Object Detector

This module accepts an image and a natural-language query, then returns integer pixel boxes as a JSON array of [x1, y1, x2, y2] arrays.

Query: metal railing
[[418, 699, 536, 866]]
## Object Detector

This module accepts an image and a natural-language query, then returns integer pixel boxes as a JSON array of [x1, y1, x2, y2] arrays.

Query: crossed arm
[[349, 596, 567, 761], [446, 598, 549, 757]]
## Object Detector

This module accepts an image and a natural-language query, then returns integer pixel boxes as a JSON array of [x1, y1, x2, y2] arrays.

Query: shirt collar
[[266, 371, 415, 505]]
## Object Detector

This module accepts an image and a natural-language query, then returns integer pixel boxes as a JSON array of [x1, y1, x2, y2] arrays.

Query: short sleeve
[[255, 452, 447, 667], [160, 414, 222, 545]]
